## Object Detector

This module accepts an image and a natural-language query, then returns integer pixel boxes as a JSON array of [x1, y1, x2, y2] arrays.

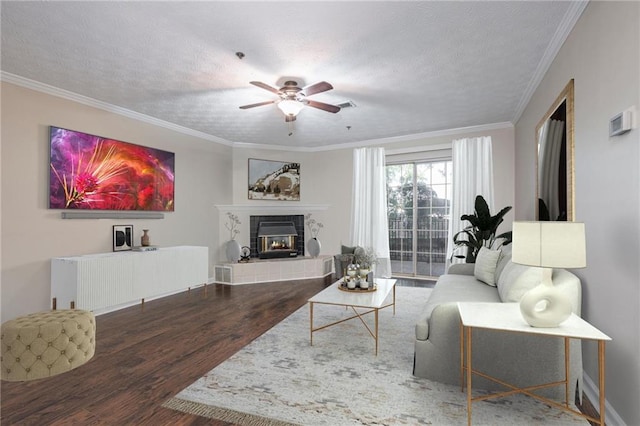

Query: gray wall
[[514, 2, 639, 424]]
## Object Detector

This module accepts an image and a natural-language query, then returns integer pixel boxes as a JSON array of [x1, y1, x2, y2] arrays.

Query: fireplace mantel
[[215, 204, 329, 213]]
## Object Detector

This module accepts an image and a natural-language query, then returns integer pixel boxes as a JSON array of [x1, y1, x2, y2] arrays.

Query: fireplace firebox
[[257, 221, 299, 259]]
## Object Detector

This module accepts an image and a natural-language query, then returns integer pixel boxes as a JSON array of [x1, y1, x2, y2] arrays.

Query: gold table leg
[[374, 308, 379, 356], [598, 340, 606, 426], [309, 302, 314, 346]]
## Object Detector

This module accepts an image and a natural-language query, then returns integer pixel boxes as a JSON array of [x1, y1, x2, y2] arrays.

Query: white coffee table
[[308, 278, 396, 355], [458, 302, 611, 426]]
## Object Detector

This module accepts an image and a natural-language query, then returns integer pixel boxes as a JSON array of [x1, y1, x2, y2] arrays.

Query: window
[[386, 160, 452, 278]]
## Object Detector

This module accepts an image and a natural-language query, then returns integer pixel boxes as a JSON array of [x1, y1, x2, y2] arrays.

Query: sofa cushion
[[497, 262, 543, 302], [474, 247, 501, 286], [415, 274, 501, 340], [494, 244, 512, 283]]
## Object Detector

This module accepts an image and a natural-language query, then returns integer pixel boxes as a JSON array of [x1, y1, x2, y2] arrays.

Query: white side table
[[457, 302, 611, 426]]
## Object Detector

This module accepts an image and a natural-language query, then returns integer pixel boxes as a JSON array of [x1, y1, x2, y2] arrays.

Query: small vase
[[225, 239, 241, 263], [141, 229, 150, 247], [307, 237, 321, 258]]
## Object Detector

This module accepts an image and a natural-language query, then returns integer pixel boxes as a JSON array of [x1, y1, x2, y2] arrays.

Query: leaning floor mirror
[[536, 79, 575, 221]]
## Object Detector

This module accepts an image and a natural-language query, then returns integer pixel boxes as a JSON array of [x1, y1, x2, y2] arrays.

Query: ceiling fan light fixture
[[277, 99, 304, 117]]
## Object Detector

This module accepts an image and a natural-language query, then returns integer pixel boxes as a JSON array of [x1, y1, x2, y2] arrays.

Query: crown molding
[[233, 122, 513, 153], [0, 71, 233, 146], [386, 143, 452, 156], [512, 1, 589, 123]]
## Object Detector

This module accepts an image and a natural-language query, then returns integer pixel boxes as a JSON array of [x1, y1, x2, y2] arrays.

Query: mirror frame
[[535, 79, 575, 221]]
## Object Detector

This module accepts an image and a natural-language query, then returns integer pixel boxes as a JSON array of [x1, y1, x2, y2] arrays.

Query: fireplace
[[257, 222, 298, 259], [250, 215, 305, 258]]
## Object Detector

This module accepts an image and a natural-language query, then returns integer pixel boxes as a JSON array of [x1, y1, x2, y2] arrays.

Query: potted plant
[[452, 195, 512, 263]]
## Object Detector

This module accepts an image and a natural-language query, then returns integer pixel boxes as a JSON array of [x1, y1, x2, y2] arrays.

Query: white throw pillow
[[474, 247, 502, 287]]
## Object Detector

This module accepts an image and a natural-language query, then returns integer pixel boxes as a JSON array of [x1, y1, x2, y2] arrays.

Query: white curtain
[[538, 119, 564, 220], [350, 147, 392, 278], [446, 136, 495, 264]]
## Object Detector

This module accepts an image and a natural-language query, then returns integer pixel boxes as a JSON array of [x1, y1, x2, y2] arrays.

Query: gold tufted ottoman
[[1, 309, 96, 381]]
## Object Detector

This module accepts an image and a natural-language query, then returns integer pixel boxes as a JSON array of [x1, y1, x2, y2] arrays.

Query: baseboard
[[582, 371, 627, 425]]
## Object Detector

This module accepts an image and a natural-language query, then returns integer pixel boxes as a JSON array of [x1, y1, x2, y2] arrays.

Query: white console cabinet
[[51, 246, 208, 315]]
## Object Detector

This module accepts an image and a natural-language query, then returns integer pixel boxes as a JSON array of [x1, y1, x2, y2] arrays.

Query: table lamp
[[512, 221, 586, 327]]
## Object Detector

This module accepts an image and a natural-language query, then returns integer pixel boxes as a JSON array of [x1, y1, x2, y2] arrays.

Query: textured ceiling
[[1, 1, 584, 149]]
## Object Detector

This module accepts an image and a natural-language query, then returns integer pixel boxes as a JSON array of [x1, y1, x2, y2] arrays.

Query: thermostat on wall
[[609, 109, 633, 136]]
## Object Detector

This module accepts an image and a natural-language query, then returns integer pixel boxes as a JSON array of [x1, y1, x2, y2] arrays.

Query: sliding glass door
[[387, 160, 452, 278]]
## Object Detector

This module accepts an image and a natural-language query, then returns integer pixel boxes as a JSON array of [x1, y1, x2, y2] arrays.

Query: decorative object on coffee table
[[338, 279, 376, 292], [305, 213, 323, 258], [112, 225, 133, 252], [141, 229, 150, 246], [224, 212, 242, 263], [512, 221, 586, 327], [355, 247, 377, 279]]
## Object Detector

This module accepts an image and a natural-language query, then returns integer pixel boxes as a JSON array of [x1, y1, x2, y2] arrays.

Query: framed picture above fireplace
[[248, 158, 300, 201]]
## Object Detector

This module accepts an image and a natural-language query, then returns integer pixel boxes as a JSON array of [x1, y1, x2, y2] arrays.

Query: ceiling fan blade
[[306, 100, 341, 113], [250, 81, 280, 94], [239, 100, 276, 109], [301, 81, 333, 97]]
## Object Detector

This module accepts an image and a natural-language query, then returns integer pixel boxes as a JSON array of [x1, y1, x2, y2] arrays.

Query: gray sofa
[[413, 244, 583, 401]]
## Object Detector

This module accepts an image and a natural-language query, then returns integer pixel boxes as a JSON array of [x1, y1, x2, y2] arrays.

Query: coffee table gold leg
[[309, 302, 314, 346], [375, 308, 379, 356], [393, 284, 396, 315]]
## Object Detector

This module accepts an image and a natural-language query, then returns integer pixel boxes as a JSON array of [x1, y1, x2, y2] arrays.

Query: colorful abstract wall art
[[49, 126, 175, 211]]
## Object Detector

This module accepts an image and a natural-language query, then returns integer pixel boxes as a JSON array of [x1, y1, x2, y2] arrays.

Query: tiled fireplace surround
[[214, 208, 333, 285]]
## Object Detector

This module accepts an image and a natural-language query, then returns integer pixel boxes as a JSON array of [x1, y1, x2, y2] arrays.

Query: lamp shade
[[277, 99, 304, 116], [512, 221, 586, 268]]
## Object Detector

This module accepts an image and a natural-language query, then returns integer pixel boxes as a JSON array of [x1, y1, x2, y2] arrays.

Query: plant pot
[[307, 237, 321, 258], [225, 239, 241, 263]]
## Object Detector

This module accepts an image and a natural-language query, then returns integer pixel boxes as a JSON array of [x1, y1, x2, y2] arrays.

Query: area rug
[[164, 286, 586, 425]]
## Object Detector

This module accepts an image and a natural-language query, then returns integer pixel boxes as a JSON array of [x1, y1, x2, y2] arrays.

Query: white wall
[[1, 82, 232, 322], [220, 146, 354, 260], [514, 2, 639, 424], [222, 125, 515, 261]]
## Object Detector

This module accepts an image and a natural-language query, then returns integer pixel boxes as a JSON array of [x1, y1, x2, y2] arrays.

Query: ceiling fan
[[239, 80, 341, 122]]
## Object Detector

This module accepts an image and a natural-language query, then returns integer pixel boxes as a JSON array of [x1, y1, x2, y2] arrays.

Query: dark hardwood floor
[[1, 276, 598, 425], [1, 278, 332, 425]]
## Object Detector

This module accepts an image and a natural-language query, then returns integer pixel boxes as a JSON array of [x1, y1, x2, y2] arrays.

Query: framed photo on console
[[248, 158, 300, 201], [113, 225, 133, 251]]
